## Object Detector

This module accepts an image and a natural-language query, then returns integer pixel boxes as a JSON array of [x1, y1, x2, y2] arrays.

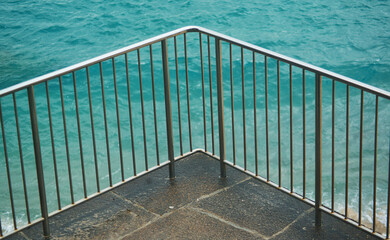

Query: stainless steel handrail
[[0, 26, 194, 97], [1, 26, 389, 100], [194, 26, 390, 100]]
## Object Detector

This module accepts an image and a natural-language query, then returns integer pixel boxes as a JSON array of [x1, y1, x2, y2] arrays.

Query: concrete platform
[[6, 152, 379, 239]]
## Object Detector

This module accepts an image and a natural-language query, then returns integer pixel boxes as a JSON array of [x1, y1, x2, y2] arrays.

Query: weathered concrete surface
[[5, 152, 380, 240], [122, 208, 262, 240], [112, 153, 248, 216], [193, 178, 312, 237]]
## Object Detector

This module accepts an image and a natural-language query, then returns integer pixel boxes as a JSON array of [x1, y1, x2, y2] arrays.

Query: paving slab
[[272, 210, 376, 240], [112, 152, 248, 216], [122, 208, 263, 240], [193, 177, 312, 237], [17, 192, 156, 240]]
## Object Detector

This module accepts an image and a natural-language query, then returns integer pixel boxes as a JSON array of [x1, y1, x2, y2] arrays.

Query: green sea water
[[0, 0, 389, 235]]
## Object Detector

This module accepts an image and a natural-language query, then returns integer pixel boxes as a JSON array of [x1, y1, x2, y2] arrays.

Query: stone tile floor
[[6, 152, 379, 239]]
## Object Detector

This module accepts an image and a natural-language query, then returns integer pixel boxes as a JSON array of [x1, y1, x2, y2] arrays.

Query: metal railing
[[0, 26, 389, 239]]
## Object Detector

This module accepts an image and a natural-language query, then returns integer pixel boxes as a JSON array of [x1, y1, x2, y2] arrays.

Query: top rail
[[194, 26, 390, 100], [0, 26, 197, 97], [1, 26, 389, 100]]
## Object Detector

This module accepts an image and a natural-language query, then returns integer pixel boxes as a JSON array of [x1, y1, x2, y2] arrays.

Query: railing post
[[315, 73, 322, 227], [215, 38, 226, 178], [161, 39, 175, 179], [27, 86, 50, 237]]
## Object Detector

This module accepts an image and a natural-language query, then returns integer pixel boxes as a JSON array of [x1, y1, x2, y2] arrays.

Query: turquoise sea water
[[0, 0, 390, 235]]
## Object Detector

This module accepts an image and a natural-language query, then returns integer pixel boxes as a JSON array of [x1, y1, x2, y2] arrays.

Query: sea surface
[[0, 0, 390, 235]]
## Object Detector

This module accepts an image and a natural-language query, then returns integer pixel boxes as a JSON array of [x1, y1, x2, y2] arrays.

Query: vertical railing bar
[[174, 36, 183, 156], [373, 95, 378, 233], [207, 35, 214, 154], [0, 217, 2, 237], [265, 56, 269, 181], [13, 93, 31, 221], [137, 49, 148, 171], [216, 38, 226, 178], [44, 83, 61, 210], [241, 47, 247, 170], [345, 85, 349, 219], [27, 86, 50, 236], [358, 90, 364, 226], [59, 76, 74, 203], [161, 39, 175, 179], [230, 43, 236, 165], [331, 79, 335, 212], [112, 58, 124, 180], [0, 99, 17, 230], [387, 131, 390, 239], [86, 67, 100, 192], [302, 69, 306, 198], [184, 33, 193, 152], [99, 62, 112, 187], [253, 52, 258, 176], [200, 33, 207, 151], [72, 71, 87, 198], [125, 53, 137, 176], [289, 64, 293, 192], [315, 73, 322, 227], [277, 60, 281, 187], [150, 45, 160, 166]]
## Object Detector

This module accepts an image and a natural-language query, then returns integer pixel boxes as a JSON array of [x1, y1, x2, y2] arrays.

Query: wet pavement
[[6, 151, 379, 240]]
